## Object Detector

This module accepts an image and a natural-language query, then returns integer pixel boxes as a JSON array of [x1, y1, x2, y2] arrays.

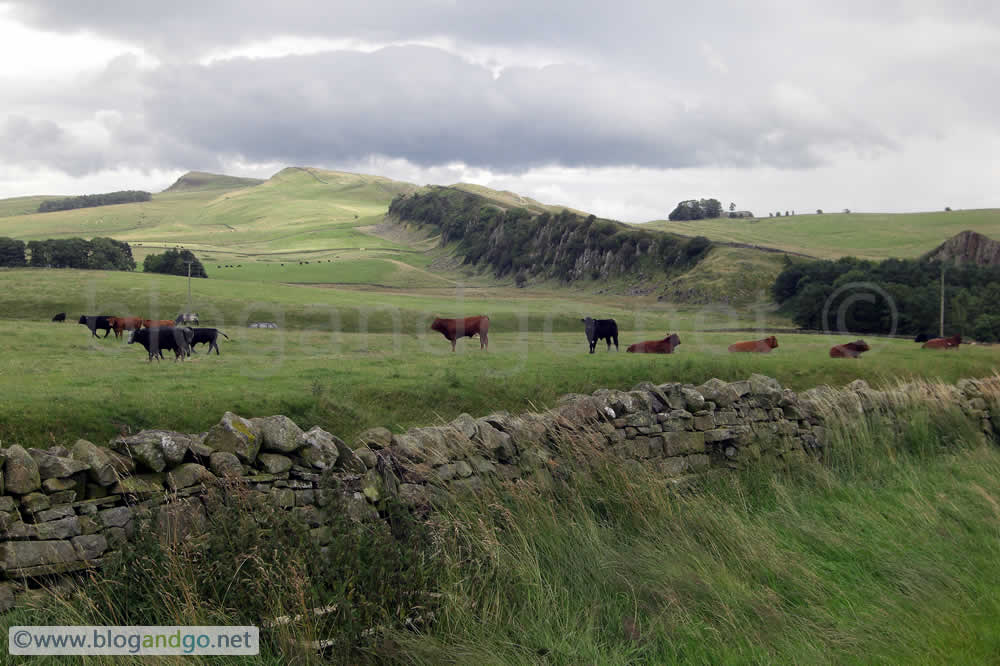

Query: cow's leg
[[102, 327, 111, 338], [613, 334, 619, 351], [451, 339, 456, 352], [212, 340, 220, 355], [481, 331, 488, 350]]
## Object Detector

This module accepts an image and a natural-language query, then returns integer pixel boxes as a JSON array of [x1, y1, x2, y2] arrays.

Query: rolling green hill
[[162, 170, 265, 192], [641, 209, 1000, 260]]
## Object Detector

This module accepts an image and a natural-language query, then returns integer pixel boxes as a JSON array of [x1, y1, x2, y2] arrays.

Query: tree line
[[0, 236, 136, 271], [390, 188, 712, 283], [773, 256, 1000, 342], [38, 190, 152, 213], [143, 248, 208, 278]]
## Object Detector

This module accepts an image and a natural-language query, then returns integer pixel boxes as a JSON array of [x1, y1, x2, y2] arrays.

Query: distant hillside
[[163, 171, 265, 193], [388, 186, 712, 285], [924, 230, 1000, 266], [448, 183, 590, 217], [642, 208, 1000, 260]]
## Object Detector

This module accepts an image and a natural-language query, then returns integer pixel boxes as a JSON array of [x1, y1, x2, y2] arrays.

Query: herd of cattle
[[429, 315, 965, 357], [56, 311, 965, 361], [55, 313, 229, 361]]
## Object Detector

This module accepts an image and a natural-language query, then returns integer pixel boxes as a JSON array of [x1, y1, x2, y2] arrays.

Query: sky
[[1, 1, 998, 222]]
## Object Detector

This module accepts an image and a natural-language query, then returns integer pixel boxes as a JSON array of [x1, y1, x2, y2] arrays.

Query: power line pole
[[184, 260, 193, 313], [939, 263, 946, 338]]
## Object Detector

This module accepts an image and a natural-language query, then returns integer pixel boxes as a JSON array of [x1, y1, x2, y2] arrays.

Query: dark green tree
[[0, 237, 26, 267]]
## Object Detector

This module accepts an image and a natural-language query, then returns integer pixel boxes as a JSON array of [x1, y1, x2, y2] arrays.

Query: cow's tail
[[218, 331, 230, 339]]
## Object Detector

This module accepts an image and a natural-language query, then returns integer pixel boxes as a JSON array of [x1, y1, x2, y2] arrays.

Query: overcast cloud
[[1, 1, 998, 219]]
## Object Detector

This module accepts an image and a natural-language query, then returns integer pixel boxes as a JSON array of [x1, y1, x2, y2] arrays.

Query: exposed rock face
[[924, 230, 1000, 266]]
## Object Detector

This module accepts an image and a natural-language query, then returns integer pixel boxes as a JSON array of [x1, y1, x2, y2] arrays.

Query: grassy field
[[642, 208, 1000, 259]]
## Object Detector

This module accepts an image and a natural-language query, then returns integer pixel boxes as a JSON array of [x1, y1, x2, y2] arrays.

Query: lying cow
[[922, 334, 962, 349], [626, 333, 681, 354], [184, 327, 230, 355], [52, 312, 66, 323], [829, 339, 870, 358], [109, 316, 144, 339], [78, 315, 114, 338], [728, 336, 778, 353], [582, 317, 619, 353], [142, 319, 176, 329], [128, 326, 192, 361], [430, 315, 490, 352]]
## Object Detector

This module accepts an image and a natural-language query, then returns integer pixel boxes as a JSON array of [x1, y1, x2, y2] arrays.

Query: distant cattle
[[51, 312, 66, 323], [430, 316, 490, 352], [142, 319, 176, 329], [728, 336, 779, 353], [109, 316, 144, 339], [184, 327, 230, 355], [128, 327, 192, 361], [829, 339, 871, 358], [77, 315, 114, 338], [582, 317, 619, 353], [248, 322, 278, 329], [914, 333, 933, 343], [626, 333, 681, 354], [922, 334, 962, 350]]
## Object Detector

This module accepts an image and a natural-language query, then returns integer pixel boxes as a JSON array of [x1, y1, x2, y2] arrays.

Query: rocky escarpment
[[924, 230, 1000, 266], [1, 374, 996, 611]]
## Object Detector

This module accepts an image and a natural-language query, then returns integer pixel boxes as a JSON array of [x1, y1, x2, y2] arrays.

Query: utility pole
[[184, 260, 193, 313], [939, 263, 946, 338]]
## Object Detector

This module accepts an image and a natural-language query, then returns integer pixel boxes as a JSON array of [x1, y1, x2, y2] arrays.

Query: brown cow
[[922, 334, 962, 349], [109, 316, 144, 339], [829, 339, 871, 358], [430, 316, 490, 352], [728, 336, 778, 353], [142, 319, 175, 329], [626, 333, 681, 354]]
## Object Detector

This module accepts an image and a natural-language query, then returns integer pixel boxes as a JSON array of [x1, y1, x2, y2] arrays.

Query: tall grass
[[392, 393, 1000, 664]]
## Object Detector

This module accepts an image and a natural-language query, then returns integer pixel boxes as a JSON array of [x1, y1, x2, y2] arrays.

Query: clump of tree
[[26, 237, 135, 270], [773, 255, 1000, 341], [668, 198, 722, 221], [0, 237, 27, 267], [143, 248, 208, 278], [389, 188, 711, 283], [38, 190, 152, 213]]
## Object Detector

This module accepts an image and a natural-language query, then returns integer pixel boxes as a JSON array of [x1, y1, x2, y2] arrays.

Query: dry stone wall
[[1, 374, 996, 611]]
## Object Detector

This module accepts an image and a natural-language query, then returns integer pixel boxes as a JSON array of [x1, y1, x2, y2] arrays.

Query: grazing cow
[[626, 333, 681, 354], [829, 339, 871, 358], [728, 336, 779, 353], [109, 316, 144, 339], [430, 316, 490, 352], [142, 319, 176, 329], [581, 317, 619, 353], [128, 327, 192, 361], [184, 327, 230, 355], [914, 332, 933, 343], [52, 312, 66, 322], [77, 315, 114, 338], [922, 334, 962, 349]]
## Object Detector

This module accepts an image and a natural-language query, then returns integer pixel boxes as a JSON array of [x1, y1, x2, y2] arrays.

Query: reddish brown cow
[[922, 334, 962, 349], [142, 319, 175, 329], [728, 336, 779, 353], [829, 339, 871, 358], [430, 316, 490, 352], [109, 316, 144, 339], [626, 333, 681, 354]]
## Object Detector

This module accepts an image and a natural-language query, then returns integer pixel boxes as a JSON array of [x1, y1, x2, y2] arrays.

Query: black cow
[[183, 327, 230, 355], [52, 312, 66, 322], [128, 327, 192, 361], [582, 317, 619, 353], [78, 315, 114, 338], [914, 332, 933, 343]]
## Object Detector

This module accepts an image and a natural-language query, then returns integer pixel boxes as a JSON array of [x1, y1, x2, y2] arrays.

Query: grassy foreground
[[5, 387, 1000, 663]]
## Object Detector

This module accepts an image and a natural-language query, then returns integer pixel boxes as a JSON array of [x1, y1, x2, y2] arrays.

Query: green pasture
[[642, 208, 1000, 259], [1, 312, 996, 451]]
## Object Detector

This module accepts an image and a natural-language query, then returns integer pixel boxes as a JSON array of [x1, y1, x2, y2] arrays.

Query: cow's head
[[429, 317, 444, 333], [77, 315, 88, 324], [850, 339, 870, 352], [581, 317, 595, 338], [766, 336, 778, 348], [667, 333, 681, 348], [127, 330, 137, 344]]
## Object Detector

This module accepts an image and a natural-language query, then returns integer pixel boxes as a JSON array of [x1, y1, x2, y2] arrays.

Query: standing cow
[[626, 333, 681, 354], [52, 312, 66, 323], [78, 315, 114, 338], [582, 317, 619, 353], [430, 316, 490, 352], [128, 327, 192, 361], [109, 316, 144, 340], [184, 327, 230, 355]]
